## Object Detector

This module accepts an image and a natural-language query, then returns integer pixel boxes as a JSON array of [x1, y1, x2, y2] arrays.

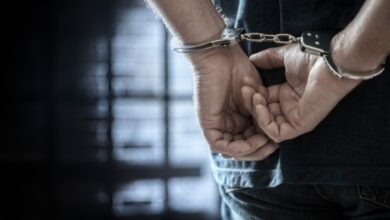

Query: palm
[[249, 45, 359, 142], [259, 46, 311, 140], [189, 45, 278, 160]]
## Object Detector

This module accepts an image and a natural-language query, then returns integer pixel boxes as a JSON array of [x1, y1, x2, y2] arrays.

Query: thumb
[[249, 46, 286, 70]]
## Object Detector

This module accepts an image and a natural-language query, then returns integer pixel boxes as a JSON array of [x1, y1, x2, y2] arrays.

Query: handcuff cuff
[[171, 27, 386, 80]]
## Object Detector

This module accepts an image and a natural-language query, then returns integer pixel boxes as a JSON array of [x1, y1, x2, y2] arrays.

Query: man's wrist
[[147, 0, 225, 44], [329, 0, 390, 76], [331, 32, 386, 76], [185, 44, 239, 64], [167, 0, 225, 44], [179, 19, 225, 44]]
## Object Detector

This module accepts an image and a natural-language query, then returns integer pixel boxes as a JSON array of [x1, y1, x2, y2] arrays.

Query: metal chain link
[[241, 33, 300, 44], [172, 28, 301, 53]]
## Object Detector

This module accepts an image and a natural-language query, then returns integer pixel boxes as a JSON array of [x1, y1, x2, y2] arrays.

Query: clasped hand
[[187, 44, 359, 161]]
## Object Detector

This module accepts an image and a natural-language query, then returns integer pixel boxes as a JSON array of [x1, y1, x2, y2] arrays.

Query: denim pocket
[[358, 185, 390, 208]]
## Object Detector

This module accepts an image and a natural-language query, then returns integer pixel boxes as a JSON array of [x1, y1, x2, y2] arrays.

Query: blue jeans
[[220, 184, 390, 220]]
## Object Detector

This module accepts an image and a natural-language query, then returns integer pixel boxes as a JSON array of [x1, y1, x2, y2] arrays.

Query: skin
[[146, 0, 390, 159], [246, 0, 390, 143], [245, 44, 360, 143], [331, 0, 390, 73], [187, 45, 279, 160], [147, 0, 277, 160]]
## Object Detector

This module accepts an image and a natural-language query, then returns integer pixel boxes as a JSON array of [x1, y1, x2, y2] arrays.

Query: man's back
[[211, 0, 390, 188]]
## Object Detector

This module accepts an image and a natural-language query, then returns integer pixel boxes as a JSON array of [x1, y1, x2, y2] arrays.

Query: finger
[[279, 122, 297, 141], [253, 104, 273, 131], [252, 92, 277, 129], [252, 117, 264, 134], [253, 101, 281, 142], [213, 137, 254, 157], [253, 105, 300, 143], [257, 142, 279, 159], [207, 129, 258, 156], [233, 134, 245, 141], [241, 76, 261, 92], [252, 91, 267, 106], [234, 142, 279, 161], [242, 77, 268, 98], [279, 84, 300, 116], [212, 139, 230, 154], [250, 46, 286, 70], [259, 85, 268, 98], [243, 126, 256, 139], [215, 132, 269, 158], [232, 133, 269, 157], [241, 86, 256, 115], [238, 78, 259, 116], [269, 103, 282, 116], [276, 115, 286, 125], [213, 139, 246, 156], [267, 85, 280, 103], [222, 133, 233, 142], [207, 129, 237, 155], [252, 93, 272, 127]]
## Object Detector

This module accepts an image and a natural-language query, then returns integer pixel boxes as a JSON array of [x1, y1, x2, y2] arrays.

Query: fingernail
[[253, 93, 262, 105]]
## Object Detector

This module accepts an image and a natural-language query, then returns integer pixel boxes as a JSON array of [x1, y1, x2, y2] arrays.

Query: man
[[147, 0, 390, 219]]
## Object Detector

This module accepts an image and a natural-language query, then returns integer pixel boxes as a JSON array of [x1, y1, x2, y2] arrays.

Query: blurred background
[[3, 0, 220, 219]]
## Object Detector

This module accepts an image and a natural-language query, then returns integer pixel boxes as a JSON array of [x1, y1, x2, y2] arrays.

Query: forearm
[[146, 0, 225, 43], [332, 0, 390, 72]]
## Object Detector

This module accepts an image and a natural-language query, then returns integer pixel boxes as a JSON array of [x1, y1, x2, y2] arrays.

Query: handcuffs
[[171, 28, 386, 80]]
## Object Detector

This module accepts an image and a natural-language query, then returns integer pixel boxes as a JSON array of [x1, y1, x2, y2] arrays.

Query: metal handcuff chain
[[173, 29, 385, 160], [238, 31, 385, 80], [172, 28, 385, 80], [240, 33, 300, 44]]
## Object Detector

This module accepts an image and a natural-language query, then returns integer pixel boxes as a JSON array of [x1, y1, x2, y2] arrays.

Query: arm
[[146, 0, 278, 160], [146, 0, 224, 43], [246, 0, 390, 143], [332, 0, 390, 73]]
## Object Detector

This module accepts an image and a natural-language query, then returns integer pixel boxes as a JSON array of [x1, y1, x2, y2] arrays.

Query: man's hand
[[246, 44, 360, 143], [146, 0, 277, 160], [187, 45, 278, 160]]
